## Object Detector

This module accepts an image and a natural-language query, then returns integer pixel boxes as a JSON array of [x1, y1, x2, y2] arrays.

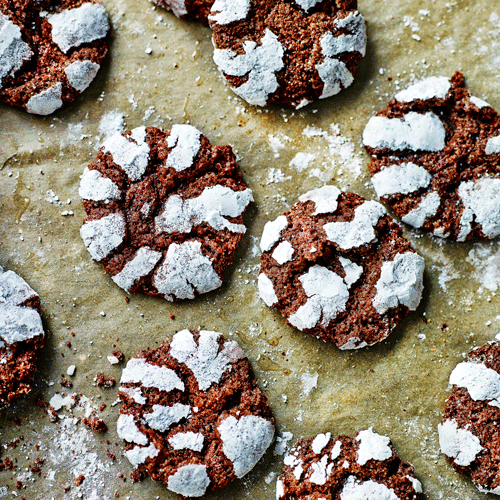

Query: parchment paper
[[1, 0, 500, 498]]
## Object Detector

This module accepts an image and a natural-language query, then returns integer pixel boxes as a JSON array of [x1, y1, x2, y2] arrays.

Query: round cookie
[[438, 334, 500, 495], [0, 265, 45, 408], [209, 0, 366, 108], [151, 0, 214, 24], [0, 0, 109, 115], [258, 185, 424, 349], [363, 72, 500, 241], [79, 124, 253, 301], [117, 329, 275, 497], [277, 428, 423, 500]]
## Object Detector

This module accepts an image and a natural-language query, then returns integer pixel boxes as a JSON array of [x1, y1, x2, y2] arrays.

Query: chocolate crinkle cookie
[[0, 265, 46, 408], [277, 428, 423, 500], [363, 72, 500, 241], [117, 329, 275, 498], [258, 185, 424, 349], [438, 334, 500, 495], [151, 0, 214, 24], [0, 0, 109, 115], [209, 0, 366, 108], [79, 124, 253, 301]]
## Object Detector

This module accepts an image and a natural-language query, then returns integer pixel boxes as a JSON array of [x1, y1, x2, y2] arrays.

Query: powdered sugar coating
[[102, 126, 150, 181], [457, 177, 500, 240], [470, 96, 491, 109], [288, 265, 350, 331], [356, 428, 392, 465], [395, 76, 451, 103], [209, 0, 250, 25], [449, 361, 500, 407], [324, 200, 386, 250], [47, 3, 109, 54], [260, 215, 288, 252], [112, 247, 162, 292], [438, 419, 484, 467], [0, 305, 44, 346], [153, 241, 222, 300], [155, 185, 253, 234], [0, 12, 33, 89], [312, 433, 331, 454], [213, 29, 285, 106], [79, 167, 121, 202], [338, 337, 368, 350], [371, 162, 432, 198], [120, 357, 185, 392], [170, 329, 245, 391], [294, 0, 322, 11], [340, 475, 399, 500], [401, 190, 441, 228], [363, 112, 446, 152], [164, 0, 187, 17], [218, 414, 275, 477], [119, 386, 146, 405], [168, 432, 204, 452], [144, 403, 191, 432], [80, 213, 126, 262], [0, 268, 37, 306], [26, 83, 63, 115], [298, 185, 341, 215], [167, 464, 210, 497], [486, 134, 500, 155], [338, 257, 363, 287], [117, 414, 148, 446], [372, 252, 424, 315], [64, 59, 100, 92], [124, 443, 159, 468], [165, 124, 202, 172], [258, 273, 278, 306], [272, 241, 294, 265]]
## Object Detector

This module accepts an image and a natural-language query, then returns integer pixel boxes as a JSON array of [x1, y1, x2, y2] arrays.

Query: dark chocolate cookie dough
[[209, 0, 366, 108], [438, 334, 500, 495], [0, 0, 109, 115], [258, 185, 424, 349], [79, 125, 253, 301], [0, 265, 45, 408], [151, 0, 214, 24], [277, 428, 423, 500], [117, 330, 274, 497], [363, 72, 500, 241]]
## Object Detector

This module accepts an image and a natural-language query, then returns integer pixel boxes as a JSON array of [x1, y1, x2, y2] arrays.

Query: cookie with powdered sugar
[[208, 0, 366, 108], [151, 0, 214, 24], [277, 428, 423, 500], [79, 124, 253, 301], [363, 72, 500, 241], [117, 330, 274, 497], [258, 185, 424, 349], [0, 0, 109, 115], [438, 334, 500, 495], [0, 265, 46, 407]]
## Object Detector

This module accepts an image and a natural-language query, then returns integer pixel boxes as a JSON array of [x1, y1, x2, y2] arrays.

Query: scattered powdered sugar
[[152, 241, 222, 300], [355, 428, 392, 465], [395, 76, 451, 102], [155, 185, 253, 234], [213, 29, 284, 106], [167, 463, 210, 497], [274, 431, 294, 456], [209, 0, 250, 25], [401, 191, 442, 228], [98, 111, 125, 139], [120, 357, 185, 392], [0, 12, 33, 89], [372, 252, 425, 315], [449, 360, 500, 407], [340, 476, 399, 500], [290, 152, 316, 172], [170, 329, 245, 391], [217, 414, 275, 477], [438, 419, 484, 467], [112, 247, 162, 292], [324, 200, 386, 250], [79, 167, 121, 203], [298, 185, 341, 215], [466, 244, 500, 292], [165, 124, 202, 172], [260, 215, 288, 252], [300, 371, 319, 396], [363, 112, 446, 152], [371, 162, 432, 198], [80, 212, 126, 262], [26, 83, 63, 115], [47, 3, 109, 54], [64, 60, 100, 92], [258, 273, 278, 306]]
